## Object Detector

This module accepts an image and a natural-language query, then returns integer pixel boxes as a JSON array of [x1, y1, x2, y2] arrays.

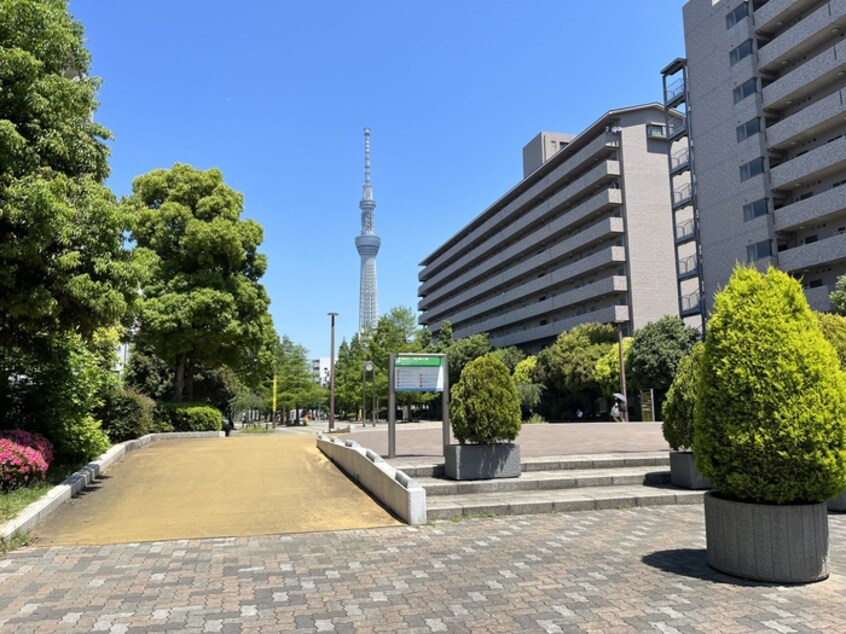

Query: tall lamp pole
[[328, 312, 338, 431]]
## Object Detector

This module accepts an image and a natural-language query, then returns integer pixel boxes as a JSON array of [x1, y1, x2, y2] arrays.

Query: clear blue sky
[[69, 0, 687, 359]]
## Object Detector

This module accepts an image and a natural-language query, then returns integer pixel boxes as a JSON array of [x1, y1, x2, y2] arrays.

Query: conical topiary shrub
[[695, 266, 846, 504], [662, 342, 703, 451], [451, 354, 521, 445]]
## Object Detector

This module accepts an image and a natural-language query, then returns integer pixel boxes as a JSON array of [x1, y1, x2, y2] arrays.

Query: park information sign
[[394, 355, 445, 392]]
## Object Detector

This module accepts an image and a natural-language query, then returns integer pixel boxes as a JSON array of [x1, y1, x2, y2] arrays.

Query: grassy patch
[[0, 531, 31, 553], [238, 426, 274, 434], [0, 482, 53, 523]]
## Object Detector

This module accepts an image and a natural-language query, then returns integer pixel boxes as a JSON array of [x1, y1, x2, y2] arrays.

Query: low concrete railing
[[0, 431, 224, 544], [317, 435, 426, 525]]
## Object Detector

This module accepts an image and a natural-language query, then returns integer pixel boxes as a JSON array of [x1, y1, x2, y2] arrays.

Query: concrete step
[[425, 483, 705, 520], [394, 451, 670, 478], [417, 467, 670, 496]]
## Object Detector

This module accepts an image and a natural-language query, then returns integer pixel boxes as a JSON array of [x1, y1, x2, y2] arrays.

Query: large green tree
[[538, 323, 617, 405], [274, 335, 314, 423], [126, 164, 274, 401], [0, 0, 138, 354]]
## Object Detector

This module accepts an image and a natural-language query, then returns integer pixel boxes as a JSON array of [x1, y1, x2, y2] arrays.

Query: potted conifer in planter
[[446, 355, 522, 480], [695, 266, 846, 583], [662, 342, 710, 489]]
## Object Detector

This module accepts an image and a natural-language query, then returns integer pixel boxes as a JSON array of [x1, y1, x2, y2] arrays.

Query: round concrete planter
[[828, 489, 846, 513], [444, 443, 520, 480], [704, 491, 829, 583], [669, 451, 711, 489]]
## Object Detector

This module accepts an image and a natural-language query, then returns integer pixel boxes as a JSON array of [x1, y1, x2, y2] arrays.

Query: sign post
[[388, 353, 448, 458], [640, 389, 655, 422]]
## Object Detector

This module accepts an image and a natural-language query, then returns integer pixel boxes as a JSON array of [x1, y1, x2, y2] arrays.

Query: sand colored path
[[33, 435, 400, 546]]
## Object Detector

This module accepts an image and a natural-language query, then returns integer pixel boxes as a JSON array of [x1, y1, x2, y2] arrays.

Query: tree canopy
[[125, 164, 275, 401], [626, 315, 699, 395], [0, 0, 138, 354]]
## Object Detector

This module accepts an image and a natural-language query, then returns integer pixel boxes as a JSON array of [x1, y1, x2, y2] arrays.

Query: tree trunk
[[173, 352, 187, 402], [185, 359, 194, 402]]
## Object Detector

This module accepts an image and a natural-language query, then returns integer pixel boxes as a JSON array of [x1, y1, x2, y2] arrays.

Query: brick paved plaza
[[1, 506, 844, 633]]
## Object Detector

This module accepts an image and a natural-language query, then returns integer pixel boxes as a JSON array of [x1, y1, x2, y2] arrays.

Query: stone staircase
[[395, 452, 706, 520]]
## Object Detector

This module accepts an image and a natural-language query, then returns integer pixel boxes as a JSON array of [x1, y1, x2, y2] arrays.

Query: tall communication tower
[[355, 128, 380, 331]]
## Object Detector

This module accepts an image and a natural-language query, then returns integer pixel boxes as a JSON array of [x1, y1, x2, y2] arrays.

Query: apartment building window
[[726, 2, 749, 28], [808, 279, 824, 289], [646, 124, 666, 139], [736, 117, 761, 142], [739, 157, 765, 181], [729, 40, 753, 66], [746, 240, 772, 261], [733, 78, 757, 104], [742, 198, 768, 221]]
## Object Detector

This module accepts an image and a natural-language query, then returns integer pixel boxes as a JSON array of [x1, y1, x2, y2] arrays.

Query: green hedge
[[98, 388, 155, 443], [154, 402, 223, 433], [694, 266, 846, 504], [451, 355, 521, 444]]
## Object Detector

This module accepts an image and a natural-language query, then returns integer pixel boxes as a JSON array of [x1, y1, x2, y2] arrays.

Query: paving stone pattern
[[1, 507, 845, 633]]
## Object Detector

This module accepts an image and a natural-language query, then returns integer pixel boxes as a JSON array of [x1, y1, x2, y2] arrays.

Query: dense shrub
[[694, 266, 846, 504], [0, 439, 49, 492], [0, 334, 111, 461], [0, 430, 53, 467], [661, 342, 703, 451], [97, 388, 155, 443], [451, 355, 521, 444], [818, 312, 846, 370], [155, 403, 222, 432]]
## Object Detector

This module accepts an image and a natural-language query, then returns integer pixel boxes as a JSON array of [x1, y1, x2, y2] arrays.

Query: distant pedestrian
[[610, 402, 621, 422], [575, 408, 584, 421]]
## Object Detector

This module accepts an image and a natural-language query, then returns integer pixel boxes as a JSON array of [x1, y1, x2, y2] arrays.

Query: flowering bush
[[0, 430, 53, 467], [0, 439, 49, 492]]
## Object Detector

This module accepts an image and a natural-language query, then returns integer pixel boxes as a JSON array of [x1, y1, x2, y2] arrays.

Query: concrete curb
[[317, 434, 426, 525], [0, 431, 224, 543]]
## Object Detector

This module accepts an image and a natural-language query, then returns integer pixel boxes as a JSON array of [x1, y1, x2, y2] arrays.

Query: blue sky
[[69, 0, 687, 359]]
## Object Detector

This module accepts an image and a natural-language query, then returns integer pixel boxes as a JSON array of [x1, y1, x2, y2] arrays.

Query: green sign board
[[394, 355, 445, 392]]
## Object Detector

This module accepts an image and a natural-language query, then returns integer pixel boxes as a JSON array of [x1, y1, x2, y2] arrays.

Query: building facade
[[418, 105, 683, 351], [311, 357, 331, 387], [673, 0, 846, 314]]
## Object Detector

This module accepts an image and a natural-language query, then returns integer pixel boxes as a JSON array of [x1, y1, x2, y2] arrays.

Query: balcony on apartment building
[[454, 276, 629, 340], [778, 231, 846, 272], [675, 217, 697, 244], [680, 289, 702, 317], [672, 182, 693, 209], [762, 39, 846, 110], [757, 0, 846, 72], [670, 146, 691, 175], [773, 183, 846, 231], [754, 0, 830, 33], [767, 88, 846, 149], [678, 253, 699, 280], [770, 135, 846, 190], [418, 166, 622, 296], [489, 304, 630, 349]]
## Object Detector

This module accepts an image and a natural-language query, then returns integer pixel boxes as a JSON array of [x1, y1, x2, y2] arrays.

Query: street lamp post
[[363, 360, 374, 425], [328, 312, 338, 431]]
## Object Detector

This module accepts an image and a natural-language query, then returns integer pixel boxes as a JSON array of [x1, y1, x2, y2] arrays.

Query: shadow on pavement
[[641, 548, 783, 587]]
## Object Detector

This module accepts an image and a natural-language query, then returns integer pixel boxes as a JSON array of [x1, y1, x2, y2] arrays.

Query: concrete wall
[[316, 435, 426, 525]]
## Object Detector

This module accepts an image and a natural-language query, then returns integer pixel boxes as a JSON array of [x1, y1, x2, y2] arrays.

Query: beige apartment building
[[665, 0, 846, 317], [418, 105, 683, 351]]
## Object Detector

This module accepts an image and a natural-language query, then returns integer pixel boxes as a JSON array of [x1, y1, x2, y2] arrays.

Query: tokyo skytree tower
[[355, 128, 380, 331]]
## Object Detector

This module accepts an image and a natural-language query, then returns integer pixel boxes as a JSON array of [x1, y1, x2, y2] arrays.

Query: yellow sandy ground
[[32, 435, 400, 546]]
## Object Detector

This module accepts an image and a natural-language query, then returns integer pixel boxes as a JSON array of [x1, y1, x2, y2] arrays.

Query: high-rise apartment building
[[418, 105, 682, 351], [666, 0, 846, 315]]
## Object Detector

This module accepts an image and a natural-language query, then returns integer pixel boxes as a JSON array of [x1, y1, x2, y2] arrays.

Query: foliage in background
[[489, 346, 525, 374], [125, 163, 275, 402], [593, 337, 632, 399], [695, 266, 846, 504], [661, 342, 703, 451], [817, 312, 846, 370], [512, 356, 544, 420], [537, 323, 617, 407], [444, 332, 491, 387], [451, 355, 521, 444], [626, 315, 699, 419], [829, 274, 846, 315]]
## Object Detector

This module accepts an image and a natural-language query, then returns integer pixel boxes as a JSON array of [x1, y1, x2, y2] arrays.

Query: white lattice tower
[[355, 127, 380, 331]]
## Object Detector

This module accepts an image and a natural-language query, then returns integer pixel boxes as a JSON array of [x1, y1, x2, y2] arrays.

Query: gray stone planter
[[669, 451, 711, 490], [704, 491, 829, 583], [828, 489, 846, 513], [444, 443, 520, 480]]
